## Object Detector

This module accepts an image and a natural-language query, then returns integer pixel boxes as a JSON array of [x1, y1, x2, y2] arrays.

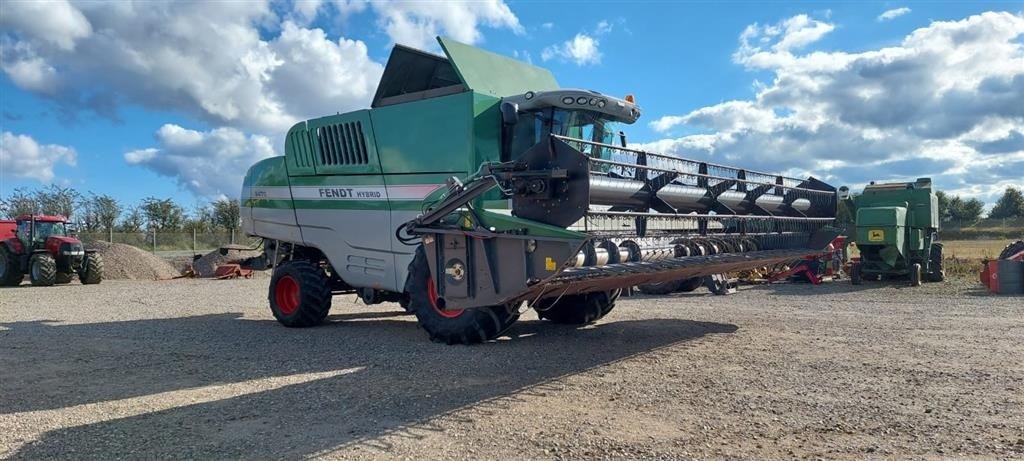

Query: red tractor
[[0, 215, 103, 286]]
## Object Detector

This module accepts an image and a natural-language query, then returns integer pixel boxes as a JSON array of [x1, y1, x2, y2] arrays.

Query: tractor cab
[[15, 215, 72, 250], [0, 215, 100, 287]]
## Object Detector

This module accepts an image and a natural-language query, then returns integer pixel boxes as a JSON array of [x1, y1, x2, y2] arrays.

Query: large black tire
[[80, 253, 103, 285], [268, 260, 332, 327], [636, 280, 682, 295], [998, 240, 1024, 260], [850, 262, 863, 285], [534, 290, 620, 325], [29, 253, 57, 287], [0, 246, 22, 286], [55, 272, 73, 284], [926, 242, 945, 282], [405, 246, 519, 344], [676, 277, 705, 293], [909, 262, 922, 287]]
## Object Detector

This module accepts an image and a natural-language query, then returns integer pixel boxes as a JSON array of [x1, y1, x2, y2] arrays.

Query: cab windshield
[[509, 108, 626, 160], [21, 221, 66, 242]]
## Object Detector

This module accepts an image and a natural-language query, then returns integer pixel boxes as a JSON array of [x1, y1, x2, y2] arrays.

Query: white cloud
[[370, 0, 524, 50], [124, 124, 276, 198], [541, 33, 601, 66], [640, 12, 1024, 205], [595, 20, 613, 35], [541, 22, 555, 30], [878, 7, 911, 22], [0, 1, 383, 135], [1, 132, 77, 183], [0, 0, 92, 51]]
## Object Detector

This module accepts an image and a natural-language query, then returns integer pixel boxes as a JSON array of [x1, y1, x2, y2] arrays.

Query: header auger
[[241, 37, 840, 343]]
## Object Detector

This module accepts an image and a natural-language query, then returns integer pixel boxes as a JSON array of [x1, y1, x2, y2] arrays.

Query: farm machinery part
[[841, 178, 944, 287], [0, 215, 103, 287], [980, 240, 1024, 294], [241, 37, 840, 343]]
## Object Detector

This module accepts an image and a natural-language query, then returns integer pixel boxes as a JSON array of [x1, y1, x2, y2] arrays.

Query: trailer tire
[[850, 262, 863, 285], [998, 240, 1024, 260], [269, 260, 332, 327], [29, 254, 57, 287], [636, 280, 682, 295], [676, 277, 705, 293], [0, 246, 22, 286], [406, 246, 519, 344], [79, 253, 103, 285], [534, 290, 620, 325], [909, 262, 922, 287], [926, 242, 945, 282]]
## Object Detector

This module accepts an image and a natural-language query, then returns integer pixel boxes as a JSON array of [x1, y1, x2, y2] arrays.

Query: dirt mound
[[88, 241, 181, 280], [194, 247, 266, 278]]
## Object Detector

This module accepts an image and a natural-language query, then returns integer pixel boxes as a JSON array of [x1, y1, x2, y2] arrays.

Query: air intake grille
[[316, 121, 369, 166]]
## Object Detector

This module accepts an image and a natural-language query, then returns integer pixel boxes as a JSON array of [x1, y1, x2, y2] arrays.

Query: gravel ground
[[1, 277, 1021, 459]]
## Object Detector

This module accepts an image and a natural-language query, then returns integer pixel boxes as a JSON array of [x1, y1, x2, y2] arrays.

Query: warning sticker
[[545, 257, 557, 271], [868, 229, 885, 242]]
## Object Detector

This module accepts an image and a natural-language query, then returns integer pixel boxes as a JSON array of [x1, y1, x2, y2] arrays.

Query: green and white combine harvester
[[241, 38, 840, 344]]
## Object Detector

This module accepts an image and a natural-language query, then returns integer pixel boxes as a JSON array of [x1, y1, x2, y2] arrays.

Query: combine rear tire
[[268, 260, 332, 327], [926, 243, 945, 282], [406, 247, 519, 344], [80, 253, 103, 285], [534, 290, 620, 325], [29, 254, 56, 286], [0, 247, 22, 286], [909, 262, 922, 287], [636, 280, 682, 295]]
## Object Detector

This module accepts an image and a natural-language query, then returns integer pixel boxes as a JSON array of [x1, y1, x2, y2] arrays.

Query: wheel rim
[[275, 275, 300, 315], [427, 277, 463, 318]]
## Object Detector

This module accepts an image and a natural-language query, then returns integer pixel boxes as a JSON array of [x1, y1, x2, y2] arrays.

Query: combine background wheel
[[676, 277, 705, 293], [29, 254, 56, 286], [910, 263, 922, 287], [534, 290, 620, 325], [79, 253, 103, 285], [927, 243, 945, 282], [636, 280, 682, 295], [268, 260, 332, 327], [0, 247, 22, 286], [405, 247, 519, 344], [850, 262, 863, 285]]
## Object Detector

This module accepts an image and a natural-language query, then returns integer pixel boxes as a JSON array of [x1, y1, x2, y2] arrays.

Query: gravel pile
[[193, 247, 265, 277], [87, 241, 181, 280]]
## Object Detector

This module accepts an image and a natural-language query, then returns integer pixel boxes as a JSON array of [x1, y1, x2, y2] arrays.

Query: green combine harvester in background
[[241, 37, 840, 343], [840, 178, 944, 286]]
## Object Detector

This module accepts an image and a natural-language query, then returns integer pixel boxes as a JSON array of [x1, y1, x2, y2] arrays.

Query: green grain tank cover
[[438, 37, 559, 97], [857, 206, 906, 227]]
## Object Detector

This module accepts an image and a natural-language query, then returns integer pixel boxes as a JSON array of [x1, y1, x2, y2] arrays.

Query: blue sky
[[1, 1, 1022, 212]]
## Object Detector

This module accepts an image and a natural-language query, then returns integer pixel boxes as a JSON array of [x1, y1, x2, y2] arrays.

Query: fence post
[[193, 228, 197, 254], [230, 229, 235, 245], [109, 227, 113, 243], [152, 229, 157, 253]]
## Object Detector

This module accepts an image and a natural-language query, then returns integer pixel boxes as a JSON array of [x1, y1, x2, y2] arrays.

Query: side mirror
[[837, 186, 850, 200], [500, 101, 519, 125]]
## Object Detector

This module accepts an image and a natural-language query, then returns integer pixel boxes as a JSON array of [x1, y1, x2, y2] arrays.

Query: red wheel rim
[[275, 275, 300, 315], [427, 277, 463, 318]]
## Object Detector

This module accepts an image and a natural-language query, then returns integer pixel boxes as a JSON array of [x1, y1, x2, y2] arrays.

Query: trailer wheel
[[29, 254, 57, 286], [0, 247, 22, 286], [926, 243, 945, 282], [79, 253, 103, 285], [636, 280, 682, 295], [909, 262, 922, 287], [406, 247, 519, 344], [534, 290, 620, 325], [268, 260, 332, 327], [850, 262, 863, 285], [675, 277, 705, 293]]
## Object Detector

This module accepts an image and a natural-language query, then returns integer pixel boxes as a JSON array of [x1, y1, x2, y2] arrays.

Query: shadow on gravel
[[2, 311, 736, 459]]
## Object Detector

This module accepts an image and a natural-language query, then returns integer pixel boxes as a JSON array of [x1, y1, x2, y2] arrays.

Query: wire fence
[[77, 229, 261, 255], [941, 217, 1024, 240]]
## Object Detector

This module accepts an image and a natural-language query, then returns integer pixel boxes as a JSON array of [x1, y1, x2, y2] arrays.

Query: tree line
[[936, 186, 1024, 222], [0, 185, 241, 233]]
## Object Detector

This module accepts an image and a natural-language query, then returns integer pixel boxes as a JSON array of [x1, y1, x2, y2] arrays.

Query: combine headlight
[[597, 99, 606, 108], [576, 96, 588, 105], [588, 98, 597, 106], [525, 91, 535, 100], [562, 96, 575, 105]]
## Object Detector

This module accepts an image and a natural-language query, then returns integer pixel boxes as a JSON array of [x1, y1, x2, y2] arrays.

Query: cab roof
[[15, 215, 67, 223]]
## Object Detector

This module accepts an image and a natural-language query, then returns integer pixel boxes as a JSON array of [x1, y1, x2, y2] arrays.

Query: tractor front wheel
[[534, 290, 620, 325], [0, 247, 22, 286], [268, 260, 332, 327], [405, 246, 519, 344], [80, 253, 103, 285], [55, 272, 73, 284], [29, 254, 57, 286], [909, 262, 922, 287]]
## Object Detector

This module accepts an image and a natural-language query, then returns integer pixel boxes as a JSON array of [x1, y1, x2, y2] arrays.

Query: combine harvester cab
[[242, 37, 840, 343]]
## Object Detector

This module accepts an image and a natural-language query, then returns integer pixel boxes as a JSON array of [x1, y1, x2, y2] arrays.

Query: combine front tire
[[405, 247, 519, 344], [0, 247, 22, 286], [534, 290, 620, 325], [926, 243, 945, 282], [268, 261, 332, 327], [29, 254, 57, 286], [80, 253, 103, 285]]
